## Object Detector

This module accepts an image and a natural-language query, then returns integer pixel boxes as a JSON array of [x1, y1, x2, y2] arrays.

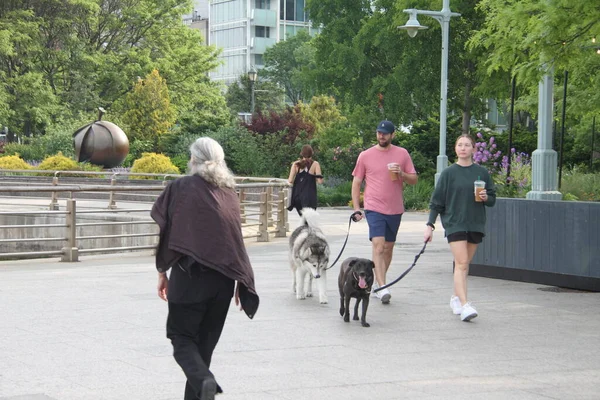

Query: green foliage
[[560, 169, 600, 202], [123, 140, 154, 167], [297, 96, 346, 136], [37, 152, 79, 171], [130, 152, 180, 178], [403, 180, 435, 211], [317, 181, 352, 207], [225, 75, 285, 115], [262, 30, 318, 104], [0, 1, 227, 141], [320, 144, 363, 181], [3, 143, 47, 162], [170, 154, 189, 175], [315, 120, 361, 154], [121, 69, 176, 144], [160, 132, 198, 159], [0, 155, 32, 170]]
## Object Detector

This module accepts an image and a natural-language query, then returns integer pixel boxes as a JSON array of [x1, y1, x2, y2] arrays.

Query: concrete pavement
[[1, 208, 599, 400]]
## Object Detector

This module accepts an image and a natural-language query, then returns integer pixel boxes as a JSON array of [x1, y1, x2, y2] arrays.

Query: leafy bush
[[130, 152, 180, 179], [493, 152, 532, 198], [38, 152, 79, 171], [170, 154, 189, 174], [560, 169, 600, 201], [320, 144, 364, 181], [403, 180, 434, 211], [317, 181, 353, 207], [160, 131, 198, 159], [208, 125, 304, 178], [3, 143, 47, 162], [0, 155, 32, 170], [123, 140, 154, 167]]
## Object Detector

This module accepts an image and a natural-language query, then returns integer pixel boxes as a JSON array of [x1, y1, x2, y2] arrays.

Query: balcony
[[251, 9, 277, 27], [251, 37, 276, 54]]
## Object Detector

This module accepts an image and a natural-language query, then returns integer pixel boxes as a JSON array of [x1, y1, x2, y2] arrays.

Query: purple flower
[[482, 157, 488, 162], [477, 132, 483, 138], [493, 162, 498, 167], [490, 137, 495, 144], [511, 148, 516, 153], [491, 143, 497, 149]]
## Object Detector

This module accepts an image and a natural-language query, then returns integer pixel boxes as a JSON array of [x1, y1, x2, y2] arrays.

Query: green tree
[[469, 0, 600, 168], [297, 95, 346, 136], [305, 0, 493, 131], [225, 74, 285, 115], [0, 1, 228, 139], [262, 30, 318, 104], [122, 69, 176, 145]]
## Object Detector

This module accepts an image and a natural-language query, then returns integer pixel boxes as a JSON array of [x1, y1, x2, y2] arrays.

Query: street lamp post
[[248, 67, 258, 115], [398, 0, 460, 185]]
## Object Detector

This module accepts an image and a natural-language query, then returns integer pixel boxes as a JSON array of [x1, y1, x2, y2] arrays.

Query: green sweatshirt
[[427, 163, 496, 237]]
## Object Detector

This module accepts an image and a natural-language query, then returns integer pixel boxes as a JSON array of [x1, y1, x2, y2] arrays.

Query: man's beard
[[378, 138, 392, 148]]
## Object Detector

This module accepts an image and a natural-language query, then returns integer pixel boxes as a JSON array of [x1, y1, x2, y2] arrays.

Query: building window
[[255, 26, 270, 38], [255, 0, 270, 9], [280, 0, 306, 21], [255, 54, 264, 66]]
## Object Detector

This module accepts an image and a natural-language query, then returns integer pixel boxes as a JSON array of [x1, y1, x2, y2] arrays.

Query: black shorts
[[447, 231, 484, 244]]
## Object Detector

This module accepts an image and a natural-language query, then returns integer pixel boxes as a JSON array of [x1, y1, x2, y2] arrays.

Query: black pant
[[166, 265, 234, 400]]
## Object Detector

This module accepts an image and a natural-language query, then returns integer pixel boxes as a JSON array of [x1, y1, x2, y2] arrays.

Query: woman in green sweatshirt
[[424, 134, 496, 322]]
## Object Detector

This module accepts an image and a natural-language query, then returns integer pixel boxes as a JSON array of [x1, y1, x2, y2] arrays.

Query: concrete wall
[[471, 198, 600, 291]]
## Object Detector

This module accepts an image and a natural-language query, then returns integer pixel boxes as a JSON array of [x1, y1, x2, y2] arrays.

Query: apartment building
[[208, 0, 318, 85]]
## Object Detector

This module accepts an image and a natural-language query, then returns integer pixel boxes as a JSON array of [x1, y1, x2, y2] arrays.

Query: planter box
[[470, 198, 600, 291]]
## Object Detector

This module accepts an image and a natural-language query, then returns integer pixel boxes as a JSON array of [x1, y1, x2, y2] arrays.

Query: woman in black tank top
[[287, 145, 323, 216]]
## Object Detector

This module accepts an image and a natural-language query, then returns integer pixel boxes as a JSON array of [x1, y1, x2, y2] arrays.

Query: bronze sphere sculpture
[[73, 108, 130, 168]]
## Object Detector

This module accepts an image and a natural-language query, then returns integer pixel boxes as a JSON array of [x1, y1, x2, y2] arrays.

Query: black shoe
[[200, 377, 217, 400]]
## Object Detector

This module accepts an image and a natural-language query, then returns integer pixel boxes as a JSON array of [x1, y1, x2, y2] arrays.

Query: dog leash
[[324, 211, 362, 271], [373, 241, 428, 292]]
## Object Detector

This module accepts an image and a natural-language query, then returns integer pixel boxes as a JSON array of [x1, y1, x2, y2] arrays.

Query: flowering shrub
[[323, 144, 364, 180], [473, 132, 532, 198], [494, 152, 532, 198], [473, 132, 502, 174]]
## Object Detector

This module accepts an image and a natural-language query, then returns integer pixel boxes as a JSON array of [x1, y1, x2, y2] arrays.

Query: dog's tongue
[[358, 276, 367, 289]]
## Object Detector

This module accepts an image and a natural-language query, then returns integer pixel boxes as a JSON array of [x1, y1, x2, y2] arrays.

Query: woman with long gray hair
[[151, 137, 259, 400]]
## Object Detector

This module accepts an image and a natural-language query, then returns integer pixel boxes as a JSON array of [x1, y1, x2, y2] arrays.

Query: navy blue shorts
[[365, 210, 403, 242]]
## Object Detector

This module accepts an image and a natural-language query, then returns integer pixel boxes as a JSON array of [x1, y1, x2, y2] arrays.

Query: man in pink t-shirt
[[351, 120, 418, 304]]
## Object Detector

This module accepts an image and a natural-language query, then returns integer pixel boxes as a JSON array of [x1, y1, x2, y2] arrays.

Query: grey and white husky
[[289, 208, 330, 304]]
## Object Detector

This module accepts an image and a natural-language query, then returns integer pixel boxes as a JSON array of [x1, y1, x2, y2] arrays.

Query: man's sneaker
[[371, 281, 379, 297], [375, 287, 391, 304], [460, 302, 478, 322], [450, 296, 462, 315]]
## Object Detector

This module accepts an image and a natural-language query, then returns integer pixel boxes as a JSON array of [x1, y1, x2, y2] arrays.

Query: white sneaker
[[375, 287, 391, 304], [450, 296, 462, 315], [371, 282, 379, 297], [460, 302, 478, 322]]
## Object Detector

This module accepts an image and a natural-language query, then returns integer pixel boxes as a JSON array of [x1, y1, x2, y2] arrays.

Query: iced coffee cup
[[387, 163, 399, 181], [474, 178, 485, 202]]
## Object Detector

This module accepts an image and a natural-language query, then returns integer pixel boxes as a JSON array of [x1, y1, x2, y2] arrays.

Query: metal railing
[[0, 172, 290, 261]]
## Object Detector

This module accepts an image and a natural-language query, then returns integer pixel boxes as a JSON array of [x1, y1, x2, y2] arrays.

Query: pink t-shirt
[[352, 145, 416, 215]]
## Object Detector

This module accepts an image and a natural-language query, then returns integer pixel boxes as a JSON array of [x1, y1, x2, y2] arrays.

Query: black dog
[[338, 257, 375, 327]]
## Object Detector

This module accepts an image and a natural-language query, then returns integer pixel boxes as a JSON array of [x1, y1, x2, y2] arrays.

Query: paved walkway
[[1, 209, 599, 400]]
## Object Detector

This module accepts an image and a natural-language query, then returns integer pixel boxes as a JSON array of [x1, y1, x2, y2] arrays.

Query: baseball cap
[[376, 120, 395, 134]]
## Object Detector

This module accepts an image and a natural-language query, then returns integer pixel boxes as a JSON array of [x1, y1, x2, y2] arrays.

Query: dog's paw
[[319, 296, 328, 304], [306, 291, 313, 297], [339, 307, 345, 316], [343, 314, 350, 323], [361, 321, 371, 328], [296, 294, 306, 300], [353, 315, 359, 321]]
